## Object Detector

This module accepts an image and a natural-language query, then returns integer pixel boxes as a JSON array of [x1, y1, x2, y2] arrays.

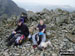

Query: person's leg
[[14, 42, 18, 46], [6, 33, 15, 42], [32, 33, 38, 45], [15, 36, 21, 44], [39, 34, 46, 46], [38, 34, 46, 47], [6, 37, 16, 46], [41, 34, 46, 42], [38, 35, 42, 45], [28, 34, 32, 41]]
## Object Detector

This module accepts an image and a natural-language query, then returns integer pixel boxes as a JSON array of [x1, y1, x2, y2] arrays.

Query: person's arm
[[14, 26, 20, 32], [12, 26, 20, 34], [36, 24, 39, 30], [41, 29, 46, 33], [36, 28, 39, 30], [41, 25, 46, 33]]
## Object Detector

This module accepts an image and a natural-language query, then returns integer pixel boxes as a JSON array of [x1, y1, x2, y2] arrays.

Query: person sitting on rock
[[6, 19, 29, 46], [32, 20, 46, 48]]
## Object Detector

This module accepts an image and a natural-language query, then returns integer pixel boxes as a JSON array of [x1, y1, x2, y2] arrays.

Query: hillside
[[0, 0, 26, 18], [0, 9, 75, 56]]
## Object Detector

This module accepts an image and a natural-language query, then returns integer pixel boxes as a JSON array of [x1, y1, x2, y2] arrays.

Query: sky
[[12, 0, 75, 11]]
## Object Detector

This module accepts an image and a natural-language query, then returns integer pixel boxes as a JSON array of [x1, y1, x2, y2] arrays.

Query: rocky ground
[[0, 9, 75, 56]]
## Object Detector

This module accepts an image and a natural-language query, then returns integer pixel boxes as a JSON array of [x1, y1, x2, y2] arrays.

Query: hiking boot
[[33, 45, 37, 48]]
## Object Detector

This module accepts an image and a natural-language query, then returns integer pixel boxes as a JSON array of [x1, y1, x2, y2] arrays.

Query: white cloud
[[12, 0, 75, 11], [13, 0, 75, 7]]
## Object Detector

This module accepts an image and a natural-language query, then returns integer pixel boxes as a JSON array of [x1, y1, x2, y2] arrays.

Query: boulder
[[0, 8, 75, 56], [27, 11, 39, 21], [66, 33, 75, 43]]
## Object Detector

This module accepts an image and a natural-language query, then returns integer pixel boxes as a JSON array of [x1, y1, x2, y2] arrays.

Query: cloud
[[12, 0, 75, 7], [12, 0, 75, 11]]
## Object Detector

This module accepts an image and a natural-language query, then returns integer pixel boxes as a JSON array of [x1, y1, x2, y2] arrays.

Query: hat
[[19, 18, 24, 23]]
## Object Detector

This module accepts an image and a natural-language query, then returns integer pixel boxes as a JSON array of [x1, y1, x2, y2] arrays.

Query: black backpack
[[35, 34, 43, 45]]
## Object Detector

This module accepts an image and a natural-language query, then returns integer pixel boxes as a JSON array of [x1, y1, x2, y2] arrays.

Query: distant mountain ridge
[[19, 4, 75, 12], [0, 0, 26, 17]]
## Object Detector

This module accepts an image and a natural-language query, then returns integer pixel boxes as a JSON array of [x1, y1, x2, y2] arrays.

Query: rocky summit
[[0, 8, 75, 56]]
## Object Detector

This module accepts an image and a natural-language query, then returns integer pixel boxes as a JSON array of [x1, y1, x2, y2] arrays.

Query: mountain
[[19, 4, 75, 12], [0, 0, 26, 17], [0, 9, 75, 56]]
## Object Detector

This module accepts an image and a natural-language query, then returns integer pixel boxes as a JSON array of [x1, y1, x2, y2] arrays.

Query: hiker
[[20, 12, 28, 23], [32, 20, 46, 48], [6, 19, 29, 46]]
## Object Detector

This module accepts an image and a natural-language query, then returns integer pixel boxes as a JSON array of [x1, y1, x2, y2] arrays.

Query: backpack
[[15, 35, 25, 44], [35, 34, 43, 45]]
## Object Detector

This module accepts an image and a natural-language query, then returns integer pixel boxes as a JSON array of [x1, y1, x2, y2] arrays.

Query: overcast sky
[[12, 0, 75, 11]]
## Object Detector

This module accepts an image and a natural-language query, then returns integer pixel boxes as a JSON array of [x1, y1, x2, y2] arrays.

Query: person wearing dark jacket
[[32, 20, 46, 48], [6, 19, 29, 46], [15, 21, 29, 37]]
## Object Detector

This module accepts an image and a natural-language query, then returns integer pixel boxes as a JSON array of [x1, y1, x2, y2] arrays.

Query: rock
[[55, 16, 71, 26], [52, 53, 57, 56], [0, 8, 75, 56], [13, 53, 20, 56], [46, 32, 51, 38], [27, 11, 39, 21], [67, 48, 74, 51], [66, 33, 75, 43], [40, 52, 46, 56], [3, 51, 9, 56], [41, 8, 51, 15], [31, 47, 35, 53]]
